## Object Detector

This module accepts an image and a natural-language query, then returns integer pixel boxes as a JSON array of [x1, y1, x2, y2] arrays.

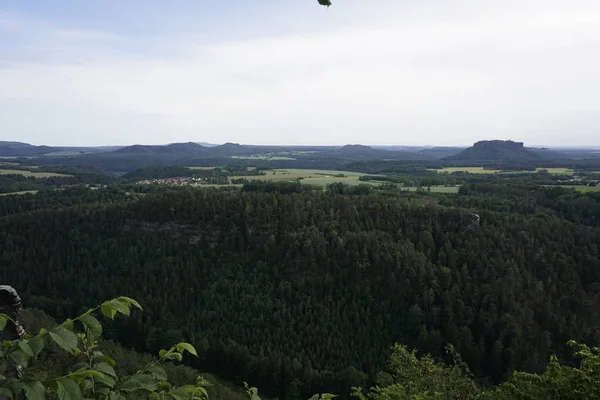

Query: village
[[135, 176, 227, 186]]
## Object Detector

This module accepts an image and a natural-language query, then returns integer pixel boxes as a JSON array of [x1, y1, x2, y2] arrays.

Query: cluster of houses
[[136, 177, 214, 186]]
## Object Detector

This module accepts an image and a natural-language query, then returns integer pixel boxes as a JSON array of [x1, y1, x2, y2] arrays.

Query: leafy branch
[[0, 297, 204, 400]]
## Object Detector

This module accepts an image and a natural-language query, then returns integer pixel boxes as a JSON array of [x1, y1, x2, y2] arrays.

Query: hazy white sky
[[1, 0, 599, 146]]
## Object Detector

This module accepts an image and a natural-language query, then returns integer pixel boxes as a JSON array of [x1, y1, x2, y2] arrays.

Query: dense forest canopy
[[0, 180, 599, 398]]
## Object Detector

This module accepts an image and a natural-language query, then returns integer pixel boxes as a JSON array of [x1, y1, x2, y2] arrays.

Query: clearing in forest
[[431, 167, 574, 175], [0, 169, 72, 178], [0, 190, 39, 196], [555, 185, 600, 193], [229, 169, 367, 186]]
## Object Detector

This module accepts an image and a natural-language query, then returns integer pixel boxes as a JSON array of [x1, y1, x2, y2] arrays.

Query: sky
[[1, 0, 599, 147]]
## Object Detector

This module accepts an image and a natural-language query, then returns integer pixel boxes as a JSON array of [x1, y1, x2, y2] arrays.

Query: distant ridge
[[444, 140, 539, 162], [0, 141, 35, 149], [335, 145, 433, 160], [195, 142, 220, 148], [0, 142, 120, 157], [114, 142, 208, 156]]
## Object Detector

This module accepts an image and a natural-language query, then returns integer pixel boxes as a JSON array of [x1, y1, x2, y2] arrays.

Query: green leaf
[[28, 336, 44, 357], [246, 387, 260, 400], [9, 349, 29, 368], [94, 362, 117, 378], [94, 355, 116, 367], [117, 297, 143, 310], [70, 369, 105, 380], [78, 314, 102, 339], [93, 351, 116, 367], [57, 378, 82, 400], [18, 340, 34, 357], [176, 342, 198, 356], [181, 385, 197, 393], [181, 385, 209, 399], [92, 350, 104, 358], [62, 319, 74, 331], [159, 349, 168, 359], [102, 300, 130, 317], [197, 387, 209, 399], [0, 374, 6, 381], [49, 327, 78, 353], [167, 388, 191, 400], [0, 388, 13, 398], [147, 365, 167, 381], [81, 380, 94, 393], [166, 352, 183, 362], [100, 304, 117, 320], [20, 380, 46, 400], [118, 374, 156, 393], [0, 315, 7, 331], [108, 391, 125, 400], [94, 373, 116, 389], [321, 394, 338, 400]]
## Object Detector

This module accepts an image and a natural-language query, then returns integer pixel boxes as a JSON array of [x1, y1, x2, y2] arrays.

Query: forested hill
[[0, 141, 120, 156], [1, 185, 599, 398], [445, 140, 540, 162]]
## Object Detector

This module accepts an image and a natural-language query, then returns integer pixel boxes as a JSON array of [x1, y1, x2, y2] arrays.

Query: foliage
[[354, 341, 600, 400], [352, 344, 480, 400], [0, 297, 207, 400], [481, 341, 600, 400]]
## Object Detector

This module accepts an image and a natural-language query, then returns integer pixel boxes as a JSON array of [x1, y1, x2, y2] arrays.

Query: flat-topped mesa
[[444, 140, 539, 162], [472, 140, 525, 149]]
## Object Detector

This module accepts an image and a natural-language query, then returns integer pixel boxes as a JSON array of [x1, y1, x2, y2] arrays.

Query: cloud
[[1, 1, 599, 146]]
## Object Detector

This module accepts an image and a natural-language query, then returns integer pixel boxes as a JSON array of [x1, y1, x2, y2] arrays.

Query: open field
[[231, 155, 296, 161], [533, 168, 575, 174], [0, 169, 72, 178], [431, 167, 501, 174], [0, 190, 39, 196], [402, 186, 460, 193], [554, 185, 600, 193], [44, 151, 89, 156], [229, 169, 367, 186], [431, 167, 575, 175], [187, 166, 217, 170]]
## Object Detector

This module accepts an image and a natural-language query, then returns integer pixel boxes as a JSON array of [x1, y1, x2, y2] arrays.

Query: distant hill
[[531, 147, 600, 160], [334, 145, 433, 160], [210, 142, 253, 156], [418, 147, 466, 159], [0, 143, 61, 157], [195, 142, 220, 147], [0, 142, 121, 157], [41, 142, 257, 172], [0, 141, 35, 149], [115, 142, 208, 156], [444, 140, 539, 162]]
